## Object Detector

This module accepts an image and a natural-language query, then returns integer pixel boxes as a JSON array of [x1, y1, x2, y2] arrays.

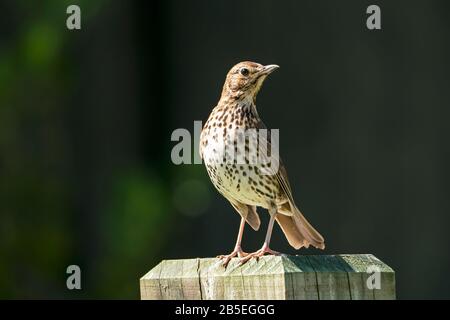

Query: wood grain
[[140, 254, 395, 300]]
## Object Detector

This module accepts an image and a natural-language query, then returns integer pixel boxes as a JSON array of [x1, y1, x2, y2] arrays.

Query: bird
[[199, 61, 325, 267]]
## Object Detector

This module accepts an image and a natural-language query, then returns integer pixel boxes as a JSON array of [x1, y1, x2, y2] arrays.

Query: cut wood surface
[[140, 254, 395, 300]]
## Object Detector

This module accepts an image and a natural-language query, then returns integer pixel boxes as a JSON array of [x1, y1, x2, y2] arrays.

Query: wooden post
[[140, 254, 395, 300]]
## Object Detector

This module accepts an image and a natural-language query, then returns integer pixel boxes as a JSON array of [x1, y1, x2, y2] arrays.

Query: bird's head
[[221, 61, 279, 102]]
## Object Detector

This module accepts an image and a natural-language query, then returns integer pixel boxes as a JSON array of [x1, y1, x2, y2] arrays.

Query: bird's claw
[[238, 244, 281, 265], [217, 247, 248, 268]]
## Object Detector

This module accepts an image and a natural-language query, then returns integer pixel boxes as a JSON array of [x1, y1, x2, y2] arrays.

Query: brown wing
[[255, 120, 296, 207], [228, 198, 261, 231]]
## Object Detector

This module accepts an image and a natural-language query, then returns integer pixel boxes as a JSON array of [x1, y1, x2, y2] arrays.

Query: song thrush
[[200, 61, 325, 267]]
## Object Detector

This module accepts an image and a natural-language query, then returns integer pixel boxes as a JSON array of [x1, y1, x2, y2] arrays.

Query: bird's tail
[[276, 204, 325, 250]]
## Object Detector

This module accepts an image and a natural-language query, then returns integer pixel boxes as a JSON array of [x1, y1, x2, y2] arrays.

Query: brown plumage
[[200, 61, 325, 266]]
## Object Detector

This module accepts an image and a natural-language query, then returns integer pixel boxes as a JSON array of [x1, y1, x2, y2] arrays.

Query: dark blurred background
[[1, 0, 449, 299]]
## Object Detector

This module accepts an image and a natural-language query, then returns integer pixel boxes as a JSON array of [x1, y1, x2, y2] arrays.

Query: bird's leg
[[217, 217, 248, 267], [259, 211, 280, 255], [239, 208, 280, 264]]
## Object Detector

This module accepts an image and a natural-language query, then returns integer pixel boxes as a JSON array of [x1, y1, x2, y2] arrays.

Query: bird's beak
[[260, 64, 280, 75]]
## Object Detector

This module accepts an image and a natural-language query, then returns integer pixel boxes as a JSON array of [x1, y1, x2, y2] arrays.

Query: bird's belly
[[203, 139, 280, 208]]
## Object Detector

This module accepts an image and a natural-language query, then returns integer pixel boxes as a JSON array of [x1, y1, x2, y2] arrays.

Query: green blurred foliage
[[98, 169, 172, 298], [0, 0, 167, 298], [1, 0, 72, 298]]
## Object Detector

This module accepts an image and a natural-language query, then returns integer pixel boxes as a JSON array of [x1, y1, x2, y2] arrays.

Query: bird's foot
[[217, 246, 248, 268], [238, 243, 280, 265]]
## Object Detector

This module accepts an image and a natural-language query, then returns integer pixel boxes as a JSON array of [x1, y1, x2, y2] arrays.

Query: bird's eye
[[240, 68, 250, 76]]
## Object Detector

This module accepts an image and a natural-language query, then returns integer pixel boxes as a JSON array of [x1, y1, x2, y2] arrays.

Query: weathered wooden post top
[[140, 254, 395, 300]]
